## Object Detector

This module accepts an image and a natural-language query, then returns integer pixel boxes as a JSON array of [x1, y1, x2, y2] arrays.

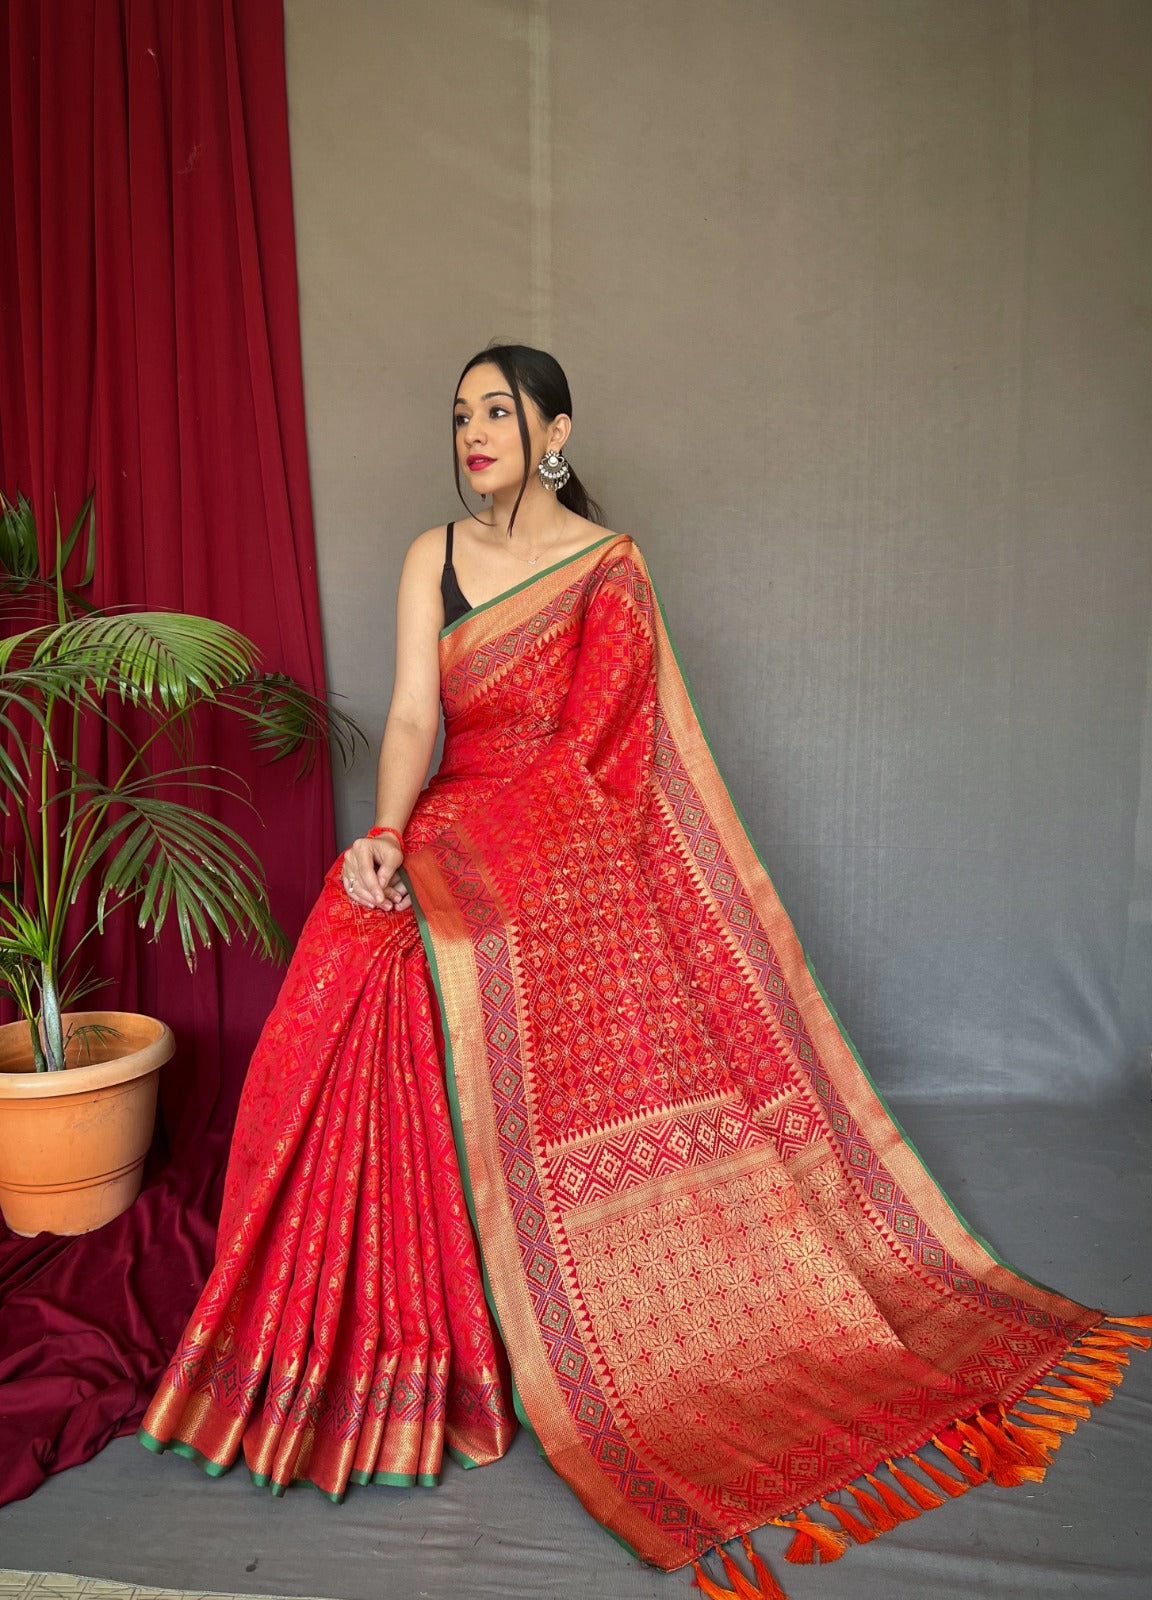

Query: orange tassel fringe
[[847, 1481, 901, 1531], [965, 1411, 1041, 1485], [720, 1547, 768, 1600], [933, 1430, 988, 1482], [953, 1418, 997, 1477], [775, 1509, 850, 1564], [888, 1459, 946, 1509], [693, 1540, 790, 1600], [819, 1494, 880, 1542], [1060, 1358, 1126, 1386], [864, 1470, 922, 1523], [1000, 1416, 1056, 1468], [1051, 1369, 1113, 1403], [1031, 1388, 1093, 1418], [1089, 1324, 1151, 1348], [1040, 1380, 1102, 1402], [1015, 1400, 1081, 1431], [698, 1314, 1148, 1589], [1006, 1412, 1064, 1450], [913, 1450, 972, 1498], [1078, 1338, 1132, 1361], [741, 1536, 790, 1600], [694, 1560, 740, 1600]]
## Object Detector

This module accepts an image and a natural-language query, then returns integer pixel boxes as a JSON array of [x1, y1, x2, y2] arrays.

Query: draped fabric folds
[[140, 859, 515, 1493], [141, 536, 1145, 1578], [0, 0, 333, 1505]]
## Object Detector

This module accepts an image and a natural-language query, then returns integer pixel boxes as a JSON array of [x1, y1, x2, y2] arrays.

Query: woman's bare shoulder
[[407, 522, 450, 559], [390, 527, 450, 627]]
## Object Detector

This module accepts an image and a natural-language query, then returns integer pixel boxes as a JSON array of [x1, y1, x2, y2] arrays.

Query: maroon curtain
[[0, 0, 335, 1504]]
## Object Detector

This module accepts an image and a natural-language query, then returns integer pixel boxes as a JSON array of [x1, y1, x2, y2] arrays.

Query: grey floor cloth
[[1, 1098, 1149, 1600]]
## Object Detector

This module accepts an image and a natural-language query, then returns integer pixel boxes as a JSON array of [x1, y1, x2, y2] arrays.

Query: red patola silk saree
[[140, 534, 1148, 1593]]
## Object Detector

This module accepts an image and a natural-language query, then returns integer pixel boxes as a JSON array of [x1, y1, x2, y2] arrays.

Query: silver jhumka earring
[[537, 449, 571, 492]]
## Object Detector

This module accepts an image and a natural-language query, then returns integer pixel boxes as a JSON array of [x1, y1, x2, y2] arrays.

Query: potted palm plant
[[0, 490, 361, 1235]]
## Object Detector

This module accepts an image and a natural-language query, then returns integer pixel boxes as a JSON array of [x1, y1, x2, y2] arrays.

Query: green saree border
[[407, 881, 541, 1446], [348, 1468, 440, 1488], [136, 1427, 231, 1478], [406, 876, 647, 1563], [247, 1469, 344, 1501], [138, 1425, 438, 1498], [438, 532, 618, 639], [643, 568, 1064, 1299]]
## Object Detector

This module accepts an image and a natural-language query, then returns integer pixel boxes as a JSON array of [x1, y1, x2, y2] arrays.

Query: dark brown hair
[[452, 342, 604, 535]]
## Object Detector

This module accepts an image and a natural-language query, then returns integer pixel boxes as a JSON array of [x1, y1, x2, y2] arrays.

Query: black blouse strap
[[444, 521, 455, 566]]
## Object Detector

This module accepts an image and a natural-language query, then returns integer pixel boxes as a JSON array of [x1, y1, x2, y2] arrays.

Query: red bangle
[[367, 824, 405, 852]]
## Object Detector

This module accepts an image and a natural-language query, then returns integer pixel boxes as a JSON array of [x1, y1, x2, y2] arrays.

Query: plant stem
[[26, 1015, 47, 1073], [39, 960, 65, 1071], [35, 684, 59, 1053], [13, 791, 45, 920], [48, 704, 95, 965]]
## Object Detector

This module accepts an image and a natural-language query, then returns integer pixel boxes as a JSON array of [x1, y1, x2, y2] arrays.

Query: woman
[[140, 344, 1147, 1596]]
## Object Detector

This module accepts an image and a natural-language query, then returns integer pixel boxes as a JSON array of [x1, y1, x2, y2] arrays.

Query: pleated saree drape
[[139, 868, 514, 1490], [141, 535, 1148, 1589]]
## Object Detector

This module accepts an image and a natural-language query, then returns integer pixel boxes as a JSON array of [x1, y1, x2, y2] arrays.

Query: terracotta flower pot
[[0, 1010, 175, 1236]]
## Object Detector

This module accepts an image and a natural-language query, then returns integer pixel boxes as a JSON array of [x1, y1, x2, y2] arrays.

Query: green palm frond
[[0, 709, 32, 798], [220, 672, 368, 774], [29, 611, 260, 708], [0, 633, 128, 714], [53, 490, 97, 590], [0, 887, 53, 964], [0, 946, 44, 1069], [1, 489, 367, 1065], [69, 778, 290, 967], [0, 490, 40, 585], [65, 1020, 121, 1066], [0, 941, 37, 996], [1, 488, 96, 611], [50, 762, 261, 831], [0, 892, 53, 1069], [0, 624, 51, 675], [0, 654, 101, 718], [51, 964, 108, 1013], [0, 654, 118, 804]]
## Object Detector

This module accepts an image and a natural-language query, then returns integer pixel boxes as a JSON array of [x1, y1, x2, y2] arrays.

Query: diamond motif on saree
[[406, 537, 1119, 1570]]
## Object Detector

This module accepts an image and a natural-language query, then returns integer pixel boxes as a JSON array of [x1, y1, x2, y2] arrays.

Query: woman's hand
[[341, 835, 409, 911]]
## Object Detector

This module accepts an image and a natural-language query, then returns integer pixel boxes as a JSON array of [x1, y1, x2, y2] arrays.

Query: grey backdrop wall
[[282, 0, 1152, 1100]]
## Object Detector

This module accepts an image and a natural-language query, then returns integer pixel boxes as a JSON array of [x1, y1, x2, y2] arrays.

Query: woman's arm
[[342, 528, 444, 910]]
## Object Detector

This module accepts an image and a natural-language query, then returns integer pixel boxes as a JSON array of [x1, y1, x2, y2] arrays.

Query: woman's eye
[[455, 406, 508, 426]]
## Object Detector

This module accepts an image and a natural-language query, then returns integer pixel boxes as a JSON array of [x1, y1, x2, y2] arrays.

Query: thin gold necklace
[[482, 519, 567, 567], [512, 541, 551, 567]]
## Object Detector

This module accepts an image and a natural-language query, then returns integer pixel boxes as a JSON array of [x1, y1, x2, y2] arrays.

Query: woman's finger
[[341, 836, 404, 910], [342, 847, 383, 907], [382, 872, 410, 910]]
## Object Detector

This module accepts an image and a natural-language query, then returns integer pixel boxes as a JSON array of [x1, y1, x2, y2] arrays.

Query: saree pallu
[[141, 533, 1147, 1588]]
